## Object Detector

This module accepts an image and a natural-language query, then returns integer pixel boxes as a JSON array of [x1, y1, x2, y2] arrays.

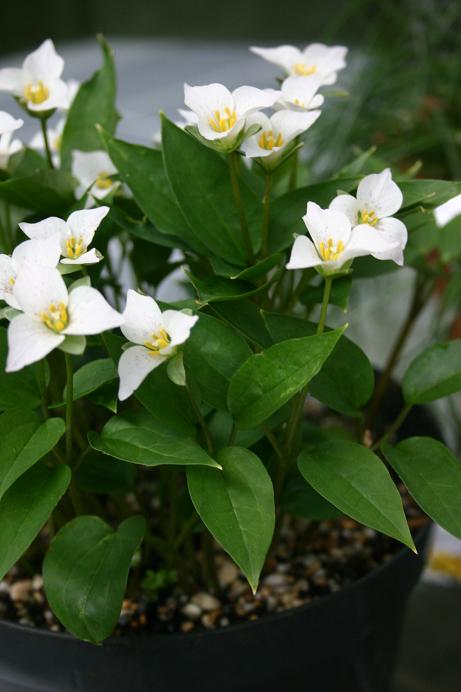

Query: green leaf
[[212, 300, 272, 349], [383, 438, 461, 540], [0, 170, 75, 215], [438, 216, 461, 262], [43, 515, 145, 642], [0, 409, 65, 500], [61, 36, 119, 169], [65, 358, 117, 402], [136, 365, 196, 435], [0, 463, 71, 580], [0, 326, 43, 410], [282, 468, 342, 520], [59, 335, 87, 355], [298, 441, 415, 550], [187, 446, 275, 592], [228, 328, 344, 428], [75, 450, 136, 494], [399, 179, 461, 210], [161, 117, 261, 265], [89, 410, 220, 468], [403, 339, 461, 404], [188, 272, 269, 305], [184, 314, 251, 410]]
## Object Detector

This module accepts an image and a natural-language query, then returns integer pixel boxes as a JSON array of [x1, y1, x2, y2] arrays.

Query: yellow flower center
[[24, 81, 50, 105], [40, 302, 68, 333], [208, 107, 237, 133], [358, 209, 378, 226], [95, 171, 113, 190], [293, 63, 317, 76], [293, 98, 306, 107], [318, 238, 345, 262], [258, 130, 283, 150], [65, 236, 86, 260], [8, 276, 15, 287], [144, 328, 171, 355]]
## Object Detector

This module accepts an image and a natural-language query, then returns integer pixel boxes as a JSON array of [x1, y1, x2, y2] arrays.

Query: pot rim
[[0, 522, 432, 647]]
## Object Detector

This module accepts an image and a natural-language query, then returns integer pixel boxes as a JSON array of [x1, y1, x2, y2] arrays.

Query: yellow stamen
[[8, 276, 15, 287], [40, 302, 68, 333], [144, 328, 171, 355], [24, 81, 49, 105], [318, 238, 345, 262], [358, 209, 378, 227], [65, 236, 86, 260], [293, 98, 305, 108], [95, 171, 113, 190], [293, 63, 317, 76], [208, 107, 237, 133], [258, 130, 283, 150]]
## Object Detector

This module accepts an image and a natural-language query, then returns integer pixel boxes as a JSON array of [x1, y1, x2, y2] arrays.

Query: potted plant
[[0, 36, 461, 692]]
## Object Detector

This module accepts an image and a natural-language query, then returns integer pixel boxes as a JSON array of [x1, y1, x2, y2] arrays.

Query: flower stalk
[[40, 117, 55, 169], [228, 152, 254, 264]]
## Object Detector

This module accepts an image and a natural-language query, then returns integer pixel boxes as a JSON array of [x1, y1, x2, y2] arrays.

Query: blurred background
[[1, 1, 461, 689]]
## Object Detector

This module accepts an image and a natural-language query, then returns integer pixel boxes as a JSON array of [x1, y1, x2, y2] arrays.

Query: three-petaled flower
[[242, 109, 321, 169], [6, 263, 123, 372], [0, 110, 23, 169], [72, 150, 118, 203], [118, 290, 198, 401], [329, 169, 407, 265], [0, 39, 69, 113], [184, 82, 280, 152], [277, 76, 325, 112], [286, 201, 400, 275], [19, 207, 109, 267], [250, 43, 347, 85]]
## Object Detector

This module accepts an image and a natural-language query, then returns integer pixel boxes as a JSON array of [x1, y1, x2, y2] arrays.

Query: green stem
[[288, 139, 300, 191], [261, 171, 273, 258], [371, 404, 412, 452], [228, 152, 254, 264], [64, 353, 73, 465], [317, 276, 333, 335], [40, 118, 54, 169]]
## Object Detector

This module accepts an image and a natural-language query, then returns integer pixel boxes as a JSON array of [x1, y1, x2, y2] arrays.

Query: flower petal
[[303, 202, 351, 250], [342, 224, 401, 263], [372, 217, 408, 265], [64, 286, 123, 336], [71, 150, 116, 189], [302, 44, 347, 78], [60, 249, 102, 266], [0, 255, 19, 309], [250, 45, 302, 74], [67, 206, 109, 247], [329, 194, 360, 224], [184, 83, 233, 120], [22, 39, 64, 83], [26, 78, 69, 112], [19, 216, 68, 241], [121, 289, 163, 345], [271, 109, 321, 143], [434, 193, 461, 228], [13, 263, 68, 318], [118, 345, 166, 401], [286, 235, 322, 269], [232, 85, 280, 117], [0, 111, 23, 135], [12, 236, 61, 268], [280, 76, 324, 110], [6, 313, 63, 372], [357, 169, 403, 218], [161, 310, 198, 350]]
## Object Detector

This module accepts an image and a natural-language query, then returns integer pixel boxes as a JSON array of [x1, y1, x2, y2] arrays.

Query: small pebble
[[10, 580, 32, 602], [181, 603, 202, 620], [191, 592, 220, 612]]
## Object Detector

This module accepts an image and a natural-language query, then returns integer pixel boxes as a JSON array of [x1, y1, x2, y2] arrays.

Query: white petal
[[271, 109, 321, 143], [342, 224, 401, 263], [161, 310, 198, 350], [357, 169, 403, 218], [302, 44, 347, 77], [0, 111, 23, 136], [12, 236, 61, 268], [184, 83, 233, 120], [232, 85, 280, 117], [67, 206, 109, 247], [22, 39, 64, 82], [120, 289, 163, 345], [60, 249, 102, 265], [250, 46, 302, 74], [434, 193, 461, 228], [303, 202, 351, 251], [0, 69, 23, 95], [27, 78, 69, 112], [286, 235, 322, 270], [19, 216, 68, 241], [13, 264, 68, 318], [118, 346, 166, 401], [177, 108, 198, 125], [0, 255, 19, 308], [241, 112, 271, 158], [64, 286, 123, 336], [71, 150, 116, 189], [372, 217, 408, 265], [281, 76, 324, 110], [329, 194, 360, 224], [6, 313, 63, 372]]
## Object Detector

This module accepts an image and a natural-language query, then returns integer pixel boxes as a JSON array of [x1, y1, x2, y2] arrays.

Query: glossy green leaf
[[298, 441, 415, 550], [75, 450, 136, 494], [43, 515, 145, 642], [282, 469, 342, 520], [399, 179, 461, 210], [403, 339, 461, 404], [61, 36, 119, 169], [228, 328, 344, 428], [384, 438, 461, 540], [0, 409, 65, 500], [212, 300, 272, 349], [187, 446, 275, 592], [0, 170, 75, 215], [0, 463, 71, 580], [89, 410, 219, 468], [184, 314, 251, 410], [188, 272, 268, 304], [65, 358, 117, 402]]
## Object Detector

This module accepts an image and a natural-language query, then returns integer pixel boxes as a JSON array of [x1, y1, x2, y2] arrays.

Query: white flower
[[0, 111, 23, 169], [277, 76, 325, 111], [329, 169, 407, 265], [118, 290, 198, 401], [72, 150, 118, 202], [30, 117, 64, 166], [65, 79, 80, 108], [286, 201, 401, 275], [0, 236, 61, 309], [6, 263, 123, 372], [434, 193, 461, 228], [19, 207, 109, 267], [242, 109, 320, 169], [0, 39, 69, 113], [250, 43, 347, 85], [184, 82, 280, 150]]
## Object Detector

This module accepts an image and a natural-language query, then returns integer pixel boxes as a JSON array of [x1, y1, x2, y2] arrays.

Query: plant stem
[[371, 404, 412, 452], [40, 118, 54, 169], [288, 139, 300, 191], [64, 353, 73, 465], [261, 171, 273, 258], [228, 152, 254, 264], [317, 276, 333, 335]]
